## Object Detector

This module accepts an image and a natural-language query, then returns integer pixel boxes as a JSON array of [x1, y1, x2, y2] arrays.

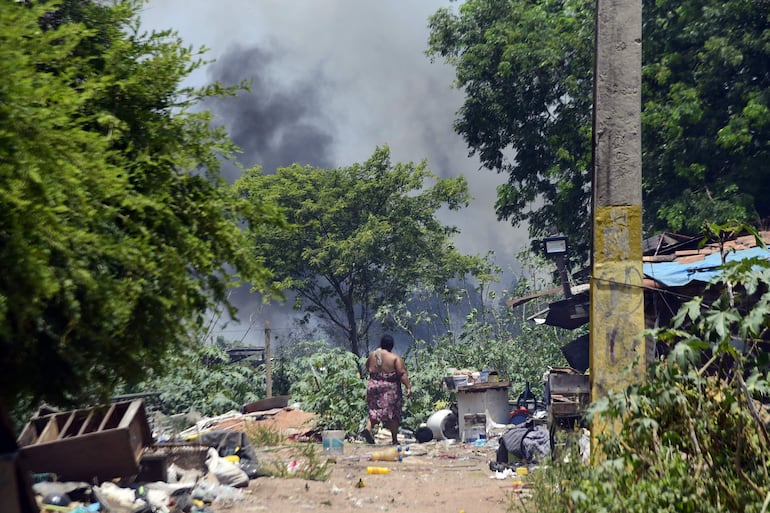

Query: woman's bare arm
[[395, 357, 411, 397]]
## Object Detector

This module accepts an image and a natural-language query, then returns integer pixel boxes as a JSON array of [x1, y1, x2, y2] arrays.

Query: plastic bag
[[205, 447, 249, 488]]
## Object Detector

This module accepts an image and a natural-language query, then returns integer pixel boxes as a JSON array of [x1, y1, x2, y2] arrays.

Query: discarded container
[[322, 430, 345, 456], [426, 409, 458, 440], [366, 466, 391, 474], [452, 375, 469, 388], [456, 382, 510, 439], [516, 466, 529, 476], [370, 446, 400, 461]]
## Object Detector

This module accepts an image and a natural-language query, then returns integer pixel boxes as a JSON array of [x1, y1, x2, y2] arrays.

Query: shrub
[[288, 344, 367, 434]]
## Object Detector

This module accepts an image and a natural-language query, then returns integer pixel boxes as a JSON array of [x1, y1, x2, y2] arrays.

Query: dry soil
[[210, 435, 532, 513]]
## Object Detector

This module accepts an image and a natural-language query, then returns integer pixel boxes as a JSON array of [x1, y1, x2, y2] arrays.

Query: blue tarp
[[643, 246, 770, 287]]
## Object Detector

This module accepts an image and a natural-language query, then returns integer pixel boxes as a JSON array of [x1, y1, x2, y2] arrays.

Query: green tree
[[0, 0, 280, 413], [235, 146, 493, 358], [427, 0, 595, 259], [641, 0, 770, 234], [428, 0, 770, 259]]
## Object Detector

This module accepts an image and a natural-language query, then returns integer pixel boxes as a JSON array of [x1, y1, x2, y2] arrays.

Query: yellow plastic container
[[366, 466, 391, 474], [370, 446, 400, 461], [516, 466, 529, 476]]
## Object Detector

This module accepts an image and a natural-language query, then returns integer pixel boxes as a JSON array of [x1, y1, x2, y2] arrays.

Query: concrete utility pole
[[590, 0, 646, 446]]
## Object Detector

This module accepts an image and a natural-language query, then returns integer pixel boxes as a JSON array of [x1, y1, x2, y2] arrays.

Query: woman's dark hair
[[379, 334, 395, 351]]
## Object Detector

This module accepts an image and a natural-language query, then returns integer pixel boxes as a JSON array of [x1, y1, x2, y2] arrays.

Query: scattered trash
[[366, 466, 391, 474], [41, 492, 71, 507], [368, 446, 401, 462], [414, 426, 434, 443], [205, 447, 249, 488], [496, 420, 551, 464]]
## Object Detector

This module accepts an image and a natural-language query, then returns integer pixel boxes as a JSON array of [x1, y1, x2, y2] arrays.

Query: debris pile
[[11, 400, 317, 513]]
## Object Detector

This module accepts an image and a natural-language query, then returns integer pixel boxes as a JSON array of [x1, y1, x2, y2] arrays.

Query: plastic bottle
[[366, 466, 391, 474], [370, 446, 400, 461]]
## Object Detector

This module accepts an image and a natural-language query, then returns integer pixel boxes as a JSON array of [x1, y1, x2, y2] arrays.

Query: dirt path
[[211, 437, 531, 513]]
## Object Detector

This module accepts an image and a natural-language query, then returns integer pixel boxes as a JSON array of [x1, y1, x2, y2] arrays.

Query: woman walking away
[[361, 334, 411, 445]]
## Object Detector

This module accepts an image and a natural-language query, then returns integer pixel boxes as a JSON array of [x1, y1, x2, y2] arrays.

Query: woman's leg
[[386, 419, 399, 445], [361, 417, 376, 444]]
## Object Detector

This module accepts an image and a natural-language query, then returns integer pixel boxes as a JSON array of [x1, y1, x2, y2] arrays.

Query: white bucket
[[452, 375, 469, 388], [322, 430, 345, 455], [426, 409, 458, 440]]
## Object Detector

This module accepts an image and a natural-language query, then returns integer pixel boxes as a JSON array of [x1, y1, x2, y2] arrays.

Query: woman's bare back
[[367, 348, 399, 374]]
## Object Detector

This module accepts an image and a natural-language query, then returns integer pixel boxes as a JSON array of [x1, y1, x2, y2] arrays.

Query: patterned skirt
[[366, 371, 403, 423]]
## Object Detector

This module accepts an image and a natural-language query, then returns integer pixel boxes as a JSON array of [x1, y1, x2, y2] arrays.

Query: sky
[[139, 1, 531, 347]]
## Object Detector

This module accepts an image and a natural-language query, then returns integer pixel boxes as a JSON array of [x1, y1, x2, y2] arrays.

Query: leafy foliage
[[287, 343, 367, 434], [395, 297, 569, 411], [235, 146, 493, 357], [643, 0, 770, 234], [0, 0, 281, 412], [263, 442, 333, 482], [123, 342, 264, 418], [428, 0, 770, 259], [427, 0, 595, 259]]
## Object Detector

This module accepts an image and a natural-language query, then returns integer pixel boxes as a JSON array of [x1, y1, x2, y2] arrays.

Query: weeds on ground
[[244, 423, 285, 447], [244, 423, 331, 481], [264, 441, 333, 481]]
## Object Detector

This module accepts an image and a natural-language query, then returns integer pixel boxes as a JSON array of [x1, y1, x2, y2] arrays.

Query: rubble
[[13, 400, 317, 512]]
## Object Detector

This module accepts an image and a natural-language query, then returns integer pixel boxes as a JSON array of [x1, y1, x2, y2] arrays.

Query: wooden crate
[[17, 400, 152, 482]]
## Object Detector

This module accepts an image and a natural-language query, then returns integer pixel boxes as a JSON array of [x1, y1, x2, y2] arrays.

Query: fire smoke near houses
[[140, 1, 529, 347]]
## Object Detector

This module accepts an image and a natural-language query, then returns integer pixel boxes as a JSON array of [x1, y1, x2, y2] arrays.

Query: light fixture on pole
[[542, 235, 568, 256], [542, 235, 572, 298]]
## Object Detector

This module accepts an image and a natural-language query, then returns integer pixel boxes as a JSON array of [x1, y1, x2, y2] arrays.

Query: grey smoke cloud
[[140, 1, 530, 347], [204, 43, 335, 179]]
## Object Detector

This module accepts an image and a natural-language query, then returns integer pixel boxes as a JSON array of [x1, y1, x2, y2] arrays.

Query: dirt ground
[[141, 407, 534, 513], [210, 434, 532, 513]]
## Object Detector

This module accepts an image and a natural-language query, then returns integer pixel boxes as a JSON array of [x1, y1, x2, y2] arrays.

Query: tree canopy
[[235, 146, 493, 357], [0, 0, 279, 412], [428, 0, 770, 260]]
